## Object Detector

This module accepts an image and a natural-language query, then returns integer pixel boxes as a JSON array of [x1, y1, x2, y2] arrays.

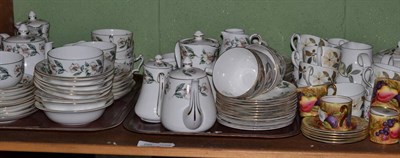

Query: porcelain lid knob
[[193, 31, 204, 40], [18, 24, 29, 36], [28, 11, 37, 21], [182, 57, 192, 69]]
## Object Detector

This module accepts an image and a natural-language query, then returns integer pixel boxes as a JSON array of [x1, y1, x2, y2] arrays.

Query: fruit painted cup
[[370, 78, 400, 112], [369, 106, 399, 144], [297, 83, 336, 117], [318, 95, 353, 131]]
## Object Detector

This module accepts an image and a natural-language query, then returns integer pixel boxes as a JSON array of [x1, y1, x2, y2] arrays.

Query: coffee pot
[[161, 57, 216, 132]]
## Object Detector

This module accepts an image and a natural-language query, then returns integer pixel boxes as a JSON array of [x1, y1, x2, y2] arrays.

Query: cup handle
[[316, 46, 323, 66], [362, 66, 374, 88], [156, 73, 166, 117], [249, 34, 268, 46], [131, 54, 144, 74], [290, 33, 300, 51], [291, 50, 300, 68], [327, 84, 337, 95], [174, 42, 182, 68], [381, 54, 394, 66], [357, 53, 371, 68], [304, 66, 314, 86]]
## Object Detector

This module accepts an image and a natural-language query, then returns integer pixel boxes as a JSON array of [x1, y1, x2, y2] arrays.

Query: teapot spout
[[44, 42, 53, 59]]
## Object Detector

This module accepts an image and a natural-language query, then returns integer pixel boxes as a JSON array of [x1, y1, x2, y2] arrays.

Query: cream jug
[[135, 55, 173, 123], [161, 57, 216, 132], [220, 28, 261, 54], [0, 24, 52, 75]]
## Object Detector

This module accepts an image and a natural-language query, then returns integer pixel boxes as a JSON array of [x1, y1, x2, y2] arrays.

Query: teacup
[[115, 47, 133, 59], [301, 46, 341, 69], [370, 78, 400, 112], [327, 38, 349, 48], [297, 61, 337, 87], [336, 41, 372, 85], [290, 34, 328, 68], [362, 63, 400, 101], [47, 46, 104, 77], [328, 83, 366, 117], [91, 29, 133, 51], [0, 51, 24, 88], [297, 83, 336, 117], [161, 52, 178, 70], [76, 41, 116, 72], [115, 54, 144, 75], [318, 95, 352, 131]]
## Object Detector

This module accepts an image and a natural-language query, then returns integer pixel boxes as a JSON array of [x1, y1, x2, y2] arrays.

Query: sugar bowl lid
[[377, 41, 400, 57], [169, 57, 206, 80], [144, 55, 173, 69], [3, 24, 45, 43], [179, 31, 219, 48], [24, 11, 49, 28]]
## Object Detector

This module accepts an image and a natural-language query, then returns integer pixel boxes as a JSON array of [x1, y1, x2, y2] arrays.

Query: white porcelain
[[328, 83, 366, 117], [0, 24, 52, 75], [35, 100, 112, 126], [0, 51, 24, 88], [36, 93, 113, 111], [161, 58, 216, 132], [15, 11, 50, 41], [135, 55, 173, 123], [374, 41, 400, 67], [0, 87, 33, 101], [0, 95, 34, 107], [290, 34, 328, 68], [0, 105, 35, 117], [0, 106, 37, 124], [336, 41, 372, 86], [297, 61, 337, 87], [162, 52, 178, 70], [113, 81, 134, 100], [92, 29, 133, 51], [115, 54, 144, 75], [75, 41, 116, 72], [47, 46, 104, 77], [300, 46, 341, 69], [251, 81, 296, 101], [213, 48, 260, 98], [0, 98, 34, 113], [220, 28, 260, 54], [327, 38, 349, 48], [115, 47, 133, 59]]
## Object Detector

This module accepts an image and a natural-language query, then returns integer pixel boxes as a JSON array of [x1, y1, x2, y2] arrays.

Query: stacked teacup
[[33, 46, 115, 126], [91, 29, 143, 99], [0, 51, 37, 123]]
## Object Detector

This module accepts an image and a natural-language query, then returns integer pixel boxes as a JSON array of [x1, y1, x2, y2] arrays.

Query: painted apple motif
[[299, 96, 317, 112], [390, 122, 400, 139], [376, 85, 398, 103]]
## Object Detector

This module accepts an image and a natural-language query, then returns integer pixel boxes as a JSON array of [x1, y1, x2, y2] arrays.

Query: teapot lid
[[144, 55, 173, 69], [4, 24, 45, 43], [24, 11, 49, 28], [180, 31, 219, 48], [169, 57, 206, 80]]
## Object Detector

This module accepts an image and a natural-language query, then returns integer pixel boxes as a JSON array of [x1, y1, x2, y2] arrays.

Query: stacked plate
[[216, 81, 298, 130], [112, 71, 135, 100], [301, 116, 369, 144], [33, 60, 115, 126], [0, 75, 37, 123]]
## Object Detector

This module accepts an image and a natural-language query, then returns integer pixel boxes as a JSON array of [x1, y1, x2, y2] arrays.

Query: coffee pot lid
[[144, 55, 173, 69], [4, 24, 45, 43], [169, 57, 206, 80], [180, 31, 219, 48]]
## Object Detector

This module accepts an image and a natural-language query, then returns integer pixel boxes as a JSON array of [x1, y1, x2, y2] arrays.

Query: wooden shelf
[[0, 122, 399, 158]]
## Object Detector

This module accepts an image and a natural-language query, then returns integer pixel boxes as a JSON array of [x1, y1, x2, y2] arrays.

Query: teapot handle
[[182, 79, 203, 130], [174, 42, 182, 68], [131, 54, 144, 74], [156, 73, 166, 117]]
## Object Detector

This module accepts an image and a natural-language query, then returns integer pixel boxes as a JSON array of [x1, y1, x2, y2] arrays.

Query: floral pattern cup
[[0, 51, 24, 88], [92, 29, 133, 52], [301, 46, 341, 69], [297, 61, 337, 87], [76, 41, 116, 73]]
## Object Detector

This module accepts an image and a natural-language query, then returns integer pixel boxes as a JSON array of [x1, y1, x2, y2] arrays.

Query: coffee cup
[[318, 95, 353, 131]]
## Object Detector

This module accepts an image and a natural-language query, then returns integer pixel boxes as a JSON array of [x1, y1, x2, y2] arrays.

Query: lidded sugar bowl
[[0, 24, 52, 75], [135, 55, 173, 123], [161, 57, 216, 132], [15, 11, 50, 41]]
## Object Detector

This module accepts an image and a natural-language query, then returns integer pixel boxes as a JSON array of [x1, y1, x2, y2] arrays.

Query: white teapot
[[161, 57, 216, 132], [0, 24, 52, 75], [135, 55, 173, 123]]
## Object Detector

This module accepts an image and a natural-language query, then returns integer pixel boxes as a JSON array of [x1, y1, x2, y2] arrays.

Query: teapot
[[175, 31, 219, 71], [161, 57, 216, 132], [15, 11, 50, 42], [220, 28, 260, 54], [0, 24, 53, 75], [135, 55, 173, 123]]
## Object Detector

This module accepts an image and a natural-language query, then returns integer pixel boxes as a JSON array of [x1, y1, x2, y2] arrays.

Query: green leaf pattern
[[338, 62, 362, 83], [49, 59, 103, 77], [144, 69, 155, 84], [0, 66, 11, 80]]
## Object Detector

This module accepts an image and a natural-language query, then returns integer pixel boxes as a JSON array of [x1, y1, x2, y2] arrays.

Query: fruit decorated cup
[[318, 95, 353, 131], [371, 78, 400, 112], [296, 83, 336, 117], [369, 106, 399, 144]]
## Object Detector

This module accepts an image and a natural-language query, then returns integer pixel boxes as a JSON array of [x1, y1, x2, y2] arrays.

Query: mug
[[297, 61, 337, 87], [318, 95, 353, 131], [301, 46, 341, 69], [297, 83, 336, 117]]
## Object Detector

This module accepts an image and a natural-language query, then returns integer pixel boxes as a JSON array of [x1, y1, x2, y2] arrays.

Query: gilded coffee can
[[369, 106, 400, 144]]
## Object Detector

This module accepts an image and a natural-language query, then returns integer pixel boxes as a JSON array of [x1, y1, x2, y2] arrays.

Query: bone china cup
[[91, 29, 133, 51], [297, 61, 337, 87], [328, 83, 366, 117], [297, 83, 336, 117], [47, 46, 104, 77], [0, 51, 24, 88], [318, 95, 353, 131], [75, 41, 116, 72]]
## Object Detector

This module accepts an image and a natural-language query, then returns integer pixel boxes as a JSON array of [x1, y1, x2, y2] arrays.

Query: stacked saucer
[[216, 81, 298, 130], [301, 116, 368, 144], [33, 60, 115, 126], [0, 75, 37, 123], [112, 71, 135, 100]]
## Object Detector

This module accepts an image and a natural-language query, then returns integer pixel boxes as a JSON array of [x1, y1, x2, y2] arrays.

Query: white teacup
[[0, 51, 24, 88], [115, 54, 144, 75], [47, 46, 104, 77], [91, 29, 133, 51], [328, 83, 366, 117], [76, 41, 116, 72], [115, 47, 133, 59], [297, 61, 337, 87], [327, 38, 349, 48], [301, 46, 341, 69]]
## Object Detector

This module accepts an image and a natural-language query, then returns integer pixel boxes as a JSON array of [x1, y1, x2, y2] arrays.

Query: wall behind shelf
[[13, 0, 400, 60]]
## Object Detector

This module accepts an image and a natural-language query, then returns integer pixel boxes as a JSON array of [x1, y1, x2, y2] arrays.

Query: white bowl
[[213, 48, 261, 98], [0, 51, 24, 89], [47, 46, 104, 77], [35, 99, 113, 126], [36, 93, 113, 111]]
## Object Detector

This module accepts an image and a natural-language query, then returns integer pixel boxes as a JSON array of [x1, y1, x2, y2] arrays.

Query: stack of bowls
[[0, 51, 37, 123], [91, 29, 143, 99], [33, 46, 115, 126]]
